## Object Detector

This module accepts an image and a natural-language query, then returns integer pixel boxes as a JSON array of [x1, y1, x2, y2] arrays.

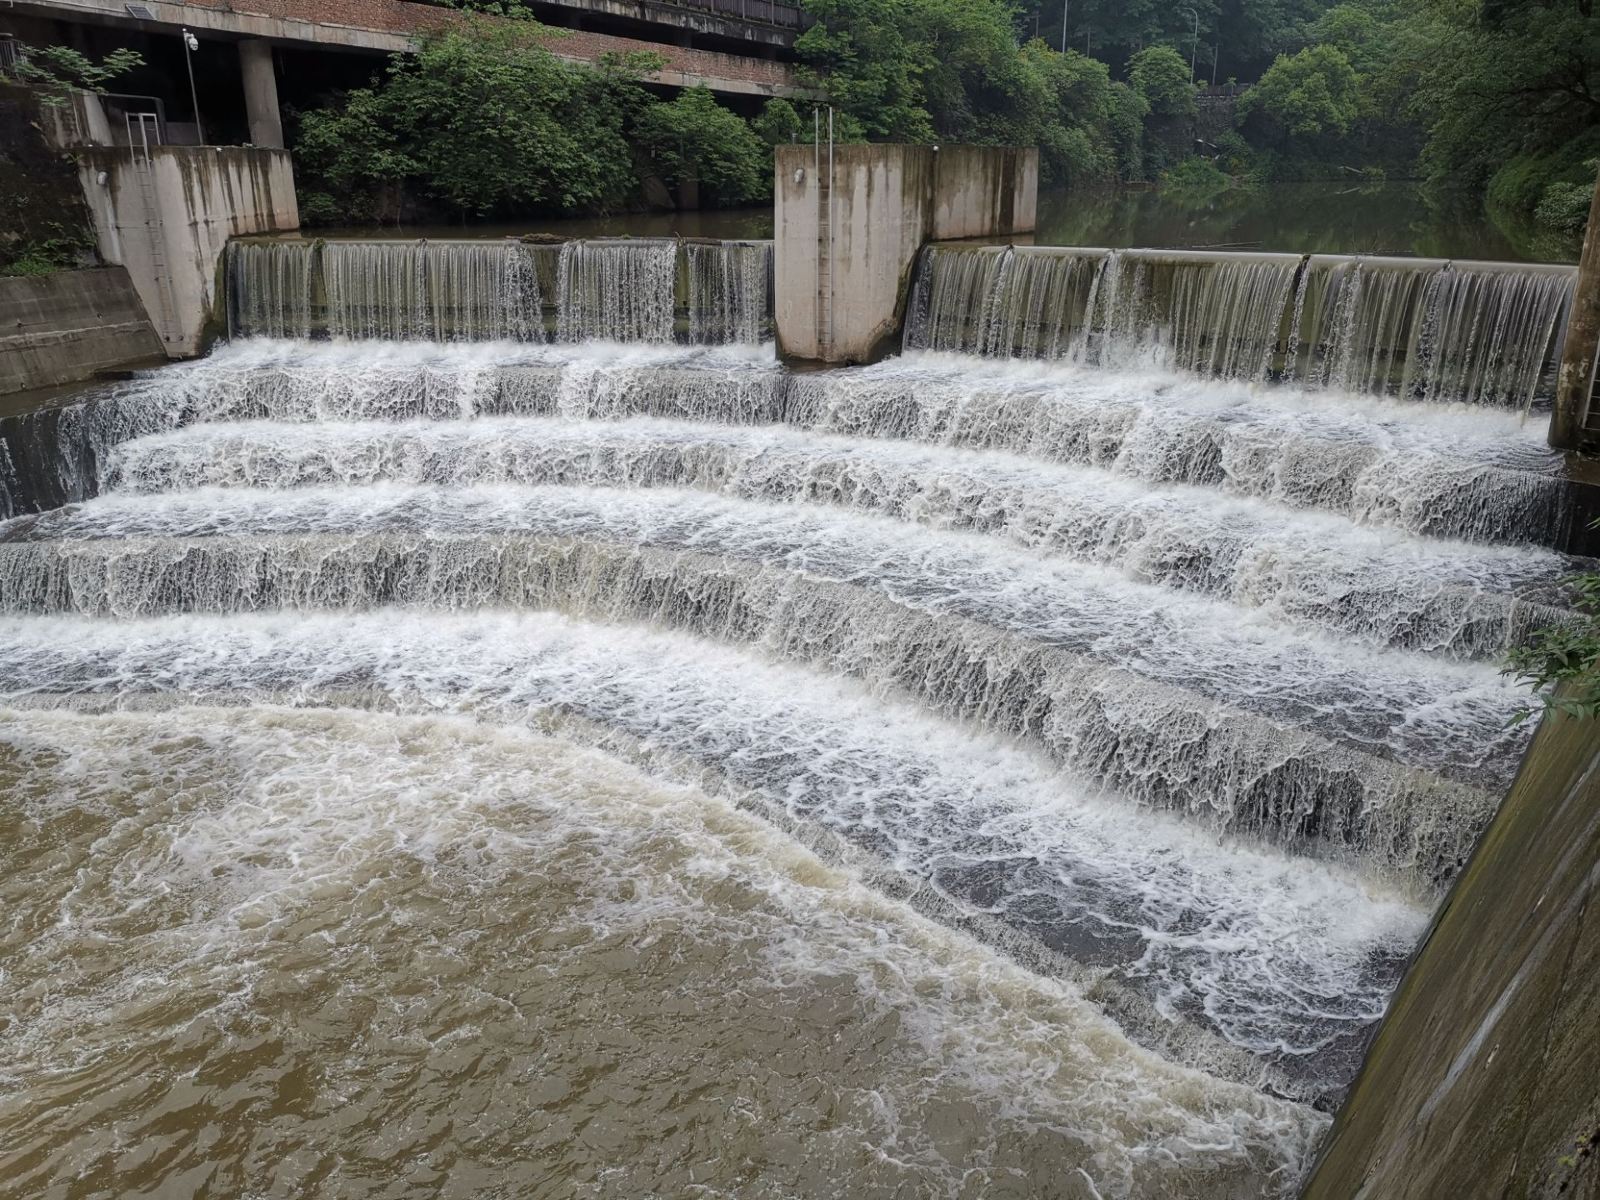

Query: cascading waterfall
[[686, 239, 772, 344], [225, 240, 315, 341], [1289, 255, 1577, 408], [225, 237, 775, 345], [557, 238, 678, 343], [0, 227, 1588, 1198], [908, 244, 1577, 407]]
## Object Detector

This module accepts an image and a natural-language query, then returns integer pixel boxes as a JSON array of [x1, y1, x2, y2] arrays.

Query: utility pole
[[1185, 8, 1199, 83], [181, 28, 204, 145], [1060, 0, 1068, 53]]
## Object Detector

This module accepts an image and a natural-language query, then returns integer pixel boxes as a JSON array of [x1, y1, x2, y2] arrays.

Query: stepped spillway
[[0, 239, 1586, 1199]]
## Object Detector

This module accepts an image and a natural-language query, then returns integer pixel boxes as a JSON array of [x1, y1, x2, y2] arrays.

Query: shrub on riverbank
[[292, 19, 774, 224]]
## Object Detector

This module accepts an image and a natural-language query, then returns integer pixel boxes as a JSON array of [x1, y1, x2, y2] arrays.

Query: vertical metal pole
[[1060, 0, 1068, 53], [827, 105, 834, 356], [1188, 10, 1199, 82], [182, 29, 205, 145]]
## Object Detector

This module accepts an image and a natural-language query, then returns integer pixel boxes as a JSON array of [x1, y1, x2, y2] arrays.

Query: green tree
[[1018, 41, 1121, 183], [751, 98, 807, 147], [634, 87, 771, 206], [1402, 0, 1600, 228], [1128, 46, 1196, 176], [293, 20, 654, 219], [1129, 46, 1198, 118], [796, 0, 931, 141], [9, 44, 143, 106], [1238, 43, 1360, 140]]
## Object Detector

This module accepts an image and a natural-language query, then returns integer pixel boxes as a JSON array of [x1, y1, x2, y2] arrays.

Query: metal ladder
[[126, 111, 182, 348], [813, 107, 835, 359]]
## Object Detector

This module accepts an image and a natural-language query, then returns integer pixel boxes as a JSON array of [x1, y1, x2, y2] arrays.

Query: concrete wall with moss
[[1303, 698, 1600, 1199], [0, 84, 97, 275]]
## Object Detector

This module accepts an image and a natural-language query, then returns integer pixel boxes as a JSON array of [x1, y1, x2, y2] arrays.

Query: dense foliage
[[633, 88, 771, 208], [1505, 534, 1600, 722], [281, 0, 1600, 238], [292, 19, 774, 222], [8, 44, 143, 106]]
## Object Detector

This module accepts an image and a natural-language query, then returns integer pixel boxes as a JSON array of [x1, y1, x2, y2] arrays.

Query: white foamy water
[[0, 704, 1319, 1198], [0, 483, 1532, 788], [0, 609, 1428, 1099], [101, 417, 1572, 656], [788, 353, 1568, 544], [0, 327, 1569, 1196]]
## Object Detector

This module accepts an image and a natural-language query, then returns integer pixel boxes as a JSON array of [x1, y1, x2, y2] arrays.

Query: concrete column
[[239, 40, 284, 150], [1552, 168, 1600, 450]]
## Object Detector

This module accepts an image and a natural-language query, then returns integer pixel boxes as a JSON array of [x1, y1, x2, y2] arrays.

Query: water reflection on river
[[1035, 182, 1578, 263], [307, 182, 1576, 264]]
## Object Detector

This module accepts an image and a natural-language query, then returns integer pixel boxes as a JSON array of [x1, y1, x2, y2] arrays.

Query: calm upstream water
[[308, 182, 1578, 263], [0, 235, 1583, 1197]]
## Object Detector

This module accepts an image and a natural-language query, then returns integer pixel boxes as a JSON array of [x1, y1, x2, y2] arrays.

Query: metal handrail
[[530, 0, 812, 31], [662, 0, 810, 30]]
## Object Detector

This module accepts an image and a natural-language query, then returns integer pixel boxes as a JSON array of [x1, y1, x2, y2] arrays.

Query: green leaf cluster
[[797, 0, 1205, 185], [634, 88, 771, 207], [292, 20, 772, 221], [1239, 44, 1360, 139], [8, 44, 143, 106], [1504, 551, 1600, 723]]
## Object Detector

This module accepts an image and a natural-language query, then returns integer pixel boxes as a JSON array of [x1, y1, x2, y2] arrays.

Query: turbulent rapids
[[0, 238, 1587, 1198]]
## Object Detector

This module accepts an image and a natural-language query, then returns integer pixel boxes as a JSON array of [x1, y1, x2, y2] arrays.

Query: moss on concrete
[[0, 84, 96, 276], [1303, 695, 1600, 1199]]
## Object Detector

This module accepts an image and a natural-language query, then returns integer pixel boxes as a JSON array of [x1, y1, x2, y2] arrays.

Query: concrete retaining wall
[[774, 143, 1038, 365], [1303, 697, 1600, 1198], [77, 146, 299, 356], [0, 267, 163, 395], [930, 146, 1038, 241]]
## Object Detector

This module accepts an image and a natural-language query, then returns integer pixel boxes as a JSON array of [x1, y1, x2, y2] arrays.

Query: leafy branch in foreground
[[8, 44, 144, 106], [1504, 530, 1600, 722]]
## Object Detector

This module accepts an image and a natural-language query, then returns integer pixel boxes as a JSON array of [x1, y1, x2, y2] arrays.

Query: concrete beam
[[9, 0, 811, 98], [531, 0, 799, 49]]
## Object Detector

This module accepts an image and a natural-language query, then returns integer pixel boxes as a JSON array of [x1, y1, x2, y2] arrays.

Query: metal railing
[[664, 0, 810, 31], [530, 0, 812, 32]]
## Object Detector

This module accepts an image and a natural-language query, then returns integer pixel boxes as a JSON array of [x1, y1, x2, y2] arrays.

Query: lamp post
[[1185, 8, 1200, 83], [180, 27, 204, 145]]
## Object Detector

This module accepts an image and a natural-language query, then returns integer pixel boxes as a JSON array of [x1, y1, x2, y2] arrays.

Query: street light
[[180, 26, 205, 145], [1185, 8, 1200, 83]]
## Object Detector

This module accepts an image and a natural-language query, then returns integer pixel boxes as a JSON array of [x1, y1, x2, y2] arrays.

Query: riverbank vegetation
[[284, 0, 1600, 244]]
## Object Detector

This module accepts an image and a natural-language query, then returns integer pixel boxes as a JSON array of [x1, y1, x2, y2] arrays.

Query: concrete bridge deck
[[5, 0, 809, 99]]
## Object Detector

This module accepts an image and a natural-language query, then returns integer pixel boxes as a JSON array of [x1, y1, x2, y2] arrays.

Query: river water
[[0, 236, 1581, 1198], [306, 183, 1577, 264]]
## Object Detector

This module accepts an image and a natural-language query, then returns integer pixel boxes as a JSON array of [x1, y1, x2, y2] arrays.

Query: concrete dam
[[0, 201, 1596, 1194]]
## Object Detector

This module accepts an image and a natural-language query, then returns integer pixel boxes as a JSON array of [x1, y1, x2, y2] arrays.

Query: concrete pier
[[77, 146, 300, 356], [239, 40, 285, 150], [774, 143, 1037, 365]]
